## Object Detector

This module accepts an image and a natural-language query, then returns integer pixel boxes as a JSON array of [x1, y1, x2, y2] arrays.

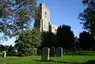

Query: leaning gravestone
[[41, 47, 50, 61], [50, 46, 55, 57], [56, 47, 63, 57], [2, 51, 6, 57], [72, 47, 77, 52]]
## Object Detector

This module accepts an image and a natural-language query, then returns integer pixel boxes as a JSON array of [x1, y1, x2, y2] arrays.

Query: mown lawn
[[0, 51, 95, 64]]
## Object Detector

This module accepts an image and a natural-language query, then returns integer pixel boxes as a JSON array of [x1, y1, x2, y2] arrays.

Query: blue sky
[[0, 0, 85, 46]]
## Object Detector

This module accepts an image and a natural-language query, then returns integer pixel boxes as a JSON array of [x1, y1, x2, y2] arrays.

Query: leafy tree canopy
[[0, 0, 37, 39], [79, 0, 95, 35], [57, 25, 75, 49], [79, 31, 95, 50]]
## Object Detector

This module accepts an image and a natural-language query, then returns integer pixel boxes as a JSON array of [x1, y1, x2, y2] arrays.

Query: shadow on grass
[[65, 51, 95, 56], [83, 60, 95, 64], [34, 59, 55, 62], [58, 61, 81, 64], [34, 60, 81, 64], [59, 60, 95, 64], [66, 53, 95, 56], [34, 60, 95, 64]]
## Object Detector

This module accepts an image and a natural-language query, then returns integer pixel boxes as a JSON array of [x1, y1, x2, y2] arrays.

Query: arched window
[[45, 11, 47, 18]]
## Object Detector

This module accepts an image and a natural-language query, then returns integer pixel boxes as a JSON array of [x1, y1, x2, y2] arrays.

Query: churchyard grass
[[0, 51, 95, 64]]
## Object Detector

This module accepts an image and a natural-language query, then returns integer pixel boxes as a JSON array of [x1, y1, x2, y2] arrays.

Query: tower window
[[45, 11, 47, 18]]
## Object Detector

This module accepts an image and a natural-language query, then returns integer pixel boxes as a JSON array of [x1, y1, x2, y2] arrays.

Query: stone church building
[[34, 3, 58, 33]]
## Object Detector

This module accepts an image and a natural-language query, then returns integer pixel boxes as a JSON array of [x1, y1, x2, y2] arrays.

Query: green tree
[[0, 44, 4, 52], [79, 0, 95, 35], [56, 25, 75, 49], [15, 29, 42, 56], [79, 31, 95, 50], [0, 0, 37, 39], [0, 45, 9, 52], [7, 45, 13, 55], [41, 32, 55, 47]]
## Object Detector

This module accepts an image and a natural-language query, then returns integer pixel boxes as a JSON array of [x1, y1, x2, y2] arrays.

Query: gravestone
[[74, 36, 80, 51], [50, 46, 55, 57], [72, 47, 77, 52], [79, 48, 82, 51], [91, 45, 95, 51], [41, 47, 50, 61], [56, 47, 63, 57], [3, 51, 6, 57]]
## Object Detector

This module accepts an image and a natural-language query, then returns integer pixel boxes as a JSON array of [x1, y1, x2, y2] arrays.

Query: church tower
[[34, 3, 50, 32]]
